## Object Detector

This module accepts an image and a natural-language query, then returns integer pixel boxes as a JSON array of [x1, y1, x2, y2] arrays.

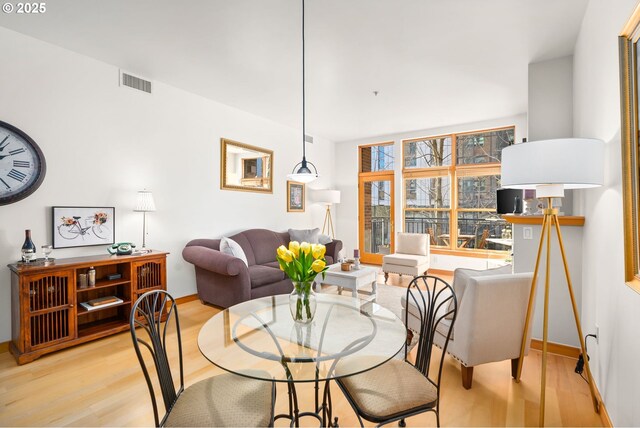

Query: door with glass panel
[[358, 143, 395, 265]]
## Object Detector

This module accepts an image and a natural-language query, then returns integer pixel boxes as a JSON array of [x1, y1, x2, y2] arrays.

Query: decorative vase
[[289, 281, 317, 323]]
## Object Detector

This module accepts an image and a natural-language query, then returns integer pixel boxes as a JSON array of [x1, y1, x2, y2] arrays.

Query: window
[[361, 144, 394, 173], [403, 127, 514, 252]]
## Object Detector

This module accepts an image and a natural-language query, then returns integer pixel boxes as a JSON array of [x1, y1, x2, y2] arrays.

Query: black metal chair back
[[130, 290, 182, 427], [405, 275, 457, 396]]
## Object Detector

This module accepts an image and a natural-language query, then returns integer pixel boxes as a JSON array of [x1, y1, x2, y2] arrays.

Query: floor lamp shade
[[314, 189, 341, 205], [501, 138, 604, 197]]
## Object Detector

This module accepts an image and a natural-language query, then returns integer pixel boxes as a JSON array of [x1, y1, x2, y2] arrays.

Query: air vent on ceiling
[[305, 134, 314, 144], [119, 70, 152, 94]]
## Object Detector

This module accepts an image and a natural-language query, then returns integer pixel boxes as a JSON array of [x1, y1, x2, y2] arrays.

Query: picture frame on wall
[[287, 181, 305, 212], [52, 206, 115, 249]]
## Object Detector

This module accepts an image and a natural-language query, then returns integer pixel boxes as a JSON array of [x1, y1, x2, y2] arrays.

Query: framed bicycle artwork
[[52, 206, 115, 249]]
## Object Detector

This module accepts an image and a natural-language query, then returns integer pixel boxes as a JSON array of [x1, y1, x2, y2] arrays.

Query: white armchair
[[402, 265, 534, 389], [382, 232, 430, 283]]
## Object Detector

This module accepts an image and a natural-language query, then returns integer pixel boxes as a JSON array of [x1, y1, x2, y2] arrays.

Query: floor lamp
[[134, 190, 156, 253], [501, 138, 604, 426], [314, 189, 340, 238]]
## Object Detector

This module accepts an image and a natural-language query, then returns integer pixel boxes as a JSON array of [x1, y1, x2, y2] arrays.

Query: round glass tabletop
[[198, 293, 407, 383]]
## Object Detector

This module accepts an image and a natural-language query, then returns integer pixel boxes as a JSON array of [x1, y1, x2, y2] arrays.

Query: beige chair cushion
[[165, 372, 273, 427], [336, 357, 437, 420], [383, 253, 429, 267], [395, 233, 429, 256]]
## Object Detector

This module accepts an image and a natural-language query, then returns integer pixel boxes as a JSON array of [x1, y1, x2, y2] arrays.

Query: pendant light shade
[[288, 0, 319, 183]]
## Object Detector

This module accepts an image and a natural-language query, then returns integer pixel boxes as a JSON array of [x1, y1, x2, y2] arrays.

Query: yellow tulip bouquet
[[277, 241, 329, 322]]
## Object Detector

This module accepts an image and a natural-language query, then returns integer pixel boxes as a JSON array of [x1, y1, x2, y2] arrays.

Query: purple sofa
[[182, 229, 343, 308]]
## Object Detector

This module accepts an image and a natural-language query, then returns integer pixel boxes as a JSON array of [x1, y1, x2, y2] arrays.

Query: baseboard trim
[[428, 268, 454, 276], [530, 339, 580, 359], [0, 341, 9, 354], [175, 294, 199, 305]]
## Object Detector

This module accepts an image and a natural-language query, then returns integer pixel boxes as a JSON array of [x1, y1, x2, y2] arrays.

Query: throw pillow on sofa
[[220, 237, 248, 266], [289, 228, 320, 244]]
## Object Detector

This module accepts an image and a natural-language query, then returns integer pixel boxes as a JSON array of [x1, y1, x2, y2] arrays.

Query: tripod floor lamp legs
[[514, 202, 599, 426], [322, 204, 335, 239]]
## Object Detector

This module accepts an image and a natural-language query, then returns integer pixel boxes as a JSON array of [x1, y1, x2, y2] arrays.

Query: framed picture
[[287, 181, 305, 212], [52, 206, 115, 249]]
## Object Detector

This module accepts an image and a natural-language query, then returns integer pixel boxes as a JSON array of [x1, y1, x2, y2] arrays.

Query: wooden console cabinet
[[8, 251, 168, 364]]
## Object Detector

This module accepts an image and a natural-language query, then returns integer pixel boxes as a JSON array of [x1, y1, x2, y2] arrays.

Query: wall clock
[[0, 120, 46, 205]]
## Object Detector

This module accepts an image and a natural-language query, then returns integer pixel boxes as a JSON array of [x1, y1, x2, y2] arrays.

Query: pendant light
[[287, 0, 319, 184]]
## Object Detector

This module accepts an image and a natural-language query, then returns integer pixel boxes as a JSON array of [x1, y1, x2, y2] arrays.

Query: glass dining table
[[198, 293, 407, 427]]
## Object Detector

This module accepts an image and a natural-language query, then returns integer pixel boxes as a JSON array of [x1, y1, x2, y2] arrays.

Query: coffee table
[[315, 263, 378, 299]]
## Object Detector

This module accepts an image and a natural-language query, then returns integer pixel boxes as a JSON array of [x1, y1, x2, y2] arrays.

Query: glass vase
[[289, 281, 317, 324]]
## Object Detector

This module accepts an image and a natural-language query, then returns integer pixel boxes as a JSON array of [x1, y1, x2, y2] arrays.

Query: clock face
[[0, 121, 46, 205]]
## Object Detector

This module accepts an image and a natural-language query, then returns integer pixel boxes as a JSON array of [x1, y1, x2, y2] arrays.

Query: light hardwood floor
[[0, 272, 602, 427]]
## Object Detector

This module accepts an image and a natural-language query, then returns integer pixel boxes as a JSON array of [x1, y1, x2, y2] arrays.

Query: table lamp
[[314, 189, 341, 238], [501, 138, 604, 426], [134, 190, 156, 253]]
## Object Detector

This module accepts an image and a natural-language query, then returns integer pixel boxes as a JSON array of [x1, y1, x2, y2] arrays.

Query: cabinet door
[[23, 270, 76, 351], [132, 258, 166, 294]]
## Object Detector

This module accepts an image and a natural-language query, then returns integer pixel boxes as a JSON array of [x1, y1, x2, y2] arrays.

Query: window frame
[[619, 5, 640, 293], [402, 126, 514, 255]]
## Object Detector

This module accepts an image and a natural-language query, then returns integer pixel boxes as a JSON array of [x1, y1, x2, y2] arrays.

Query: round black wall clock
[[0, 120, 47, 205]]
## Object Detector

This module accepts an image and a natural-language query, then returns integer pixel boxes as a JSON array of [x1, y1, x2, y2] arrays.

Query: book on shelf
[[79, 296, 124, 311]]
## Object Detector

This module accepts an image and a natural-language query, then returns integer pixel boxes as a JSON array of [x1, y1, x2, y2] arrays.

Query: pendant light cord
[[302, 0, 306, 161]]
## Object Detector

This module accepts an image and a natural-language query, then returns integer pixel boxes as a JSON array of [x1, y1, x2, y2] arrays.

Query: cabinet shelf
[[76, 279, 131, 292], [77, 300, 130, 315]]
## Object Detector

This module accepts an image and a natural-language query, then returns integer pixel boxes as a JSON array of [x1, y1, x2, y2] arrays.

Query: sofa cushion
[[263, 261, 281, 270], [383, 253, 429, 267], [289, 228, 320, 244], [220, 237, 248, 266], [396, 232, 429, 256], [242, 229, 289, 266], [248, 265, 285, 288]]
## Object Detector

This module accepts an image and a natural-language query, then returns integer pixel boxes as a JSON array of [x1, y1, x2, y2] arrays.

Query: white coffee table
[[315, 263, 378, 299]]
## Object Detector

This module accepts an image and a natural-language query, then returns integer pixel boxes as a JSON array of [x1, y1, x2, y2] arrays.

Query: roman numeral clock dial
[[0, 121, 46, 205]]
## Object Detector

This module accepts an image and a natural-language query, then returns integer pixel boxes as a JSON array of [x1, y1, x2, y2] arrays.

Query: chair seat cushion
[[383, 253, 429, 267], [248, 265, 285, 288], [165, 372, 273, 427], [335, 357, 437, 421]]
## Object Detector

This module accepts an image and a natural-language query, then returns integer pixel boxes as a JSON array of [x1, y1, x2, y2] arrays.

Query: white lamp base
[[535, 184, 564, 198]]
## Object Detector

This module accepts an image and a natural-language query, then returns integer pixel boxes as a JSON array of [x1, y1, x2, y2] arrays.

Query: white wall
[[333, 114, 527, 270], [0, 28, 335, 343], [573, 0, 640, 426]]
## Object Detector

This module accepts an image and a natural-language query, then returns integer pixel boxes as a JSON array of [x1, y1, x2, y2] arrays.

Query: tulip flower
[[311, 259, 326, 273], [312, 244, 326, 259], [300, 242, 312, 255], [289, 241, 300, 257]]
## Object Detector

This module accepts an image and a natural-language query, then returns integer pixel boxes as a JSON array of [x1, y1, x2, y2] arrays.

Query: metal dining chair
[[334, 276, 457, 427], [130, 290, 275, 427]]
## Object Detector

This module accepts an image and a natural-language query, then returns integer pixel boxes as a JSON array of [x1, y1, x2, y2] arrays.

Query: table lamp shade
[[314, 189, 341, 205], [134, 190, 156, 212], [501, 138, 604, 198]]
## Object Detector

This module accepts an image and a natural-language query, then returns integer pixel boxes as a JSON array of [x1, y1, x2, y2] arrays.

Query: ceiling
[[0, 0, 589, 142]]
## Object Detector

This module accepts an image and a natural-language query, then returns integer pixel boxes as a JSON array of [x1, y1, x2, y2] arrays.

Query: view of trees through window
[[403, 127, 514, 252]]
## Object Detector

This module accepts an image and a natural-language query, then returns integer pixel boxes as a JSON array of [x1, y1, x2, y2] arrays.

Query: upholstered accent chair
[[335, 276, 457, 427], [402, 265, 534, 389], [382, 232, 430, 283], [130, 290, 275, 427]]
